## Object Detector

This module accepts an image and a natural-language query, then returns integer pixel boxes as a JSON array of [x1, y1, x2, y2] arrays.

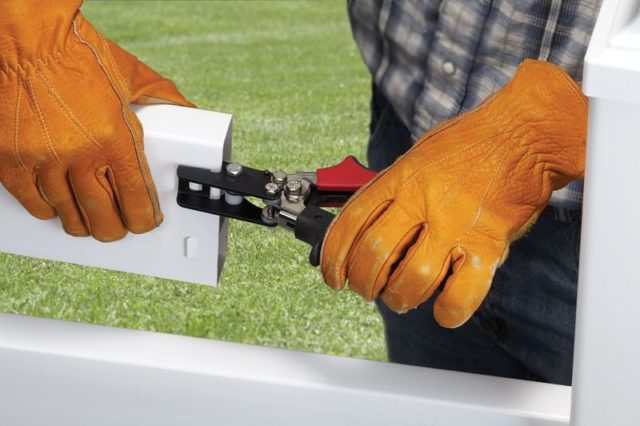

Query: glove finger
[[105, 39, 195, 107], [0, 168, 56, 220], [36, 167, 89, 237], [380, 231, 453, 313], [345, 203, 423, 300], [320, 164, 404, 288], [321, 198, 391, 289], [68, 164, 127, 242], [107, 144, 163, 235], [433, 246, 504, 328]]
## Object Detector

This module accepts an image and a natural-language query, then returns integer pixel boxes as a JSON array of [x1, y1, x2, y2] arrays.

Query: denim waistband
[[543, 205, 582, 223]]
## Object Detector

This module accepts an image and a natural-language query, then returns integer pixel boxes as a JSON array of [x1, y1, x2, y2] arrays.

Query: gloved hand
[[321, 60, 587, 328], [0, 1, 193, 241]]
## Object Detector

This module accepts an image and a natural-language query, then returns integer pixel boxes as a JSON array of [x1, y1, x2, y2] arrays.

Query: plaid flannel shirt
[[348, 0, 602, 210]]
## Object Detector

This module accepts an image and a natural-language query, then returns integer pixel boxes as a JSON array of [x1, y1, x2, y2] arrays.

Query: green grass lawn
[[0, 1, 386, 361]]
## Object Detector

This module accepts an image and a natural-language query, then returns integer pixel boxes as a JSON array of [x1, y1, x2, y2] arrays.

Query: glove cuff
[[487, 60, 588, 186], [0, 0, 83, 72]]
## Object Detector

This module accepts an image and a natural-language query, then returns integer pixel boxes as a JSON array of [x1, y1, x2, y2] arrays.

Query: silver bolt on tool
[[272, 170, 287, 186], [264, 182, 280, 196], [286, 180, 302, 194], [261, 206, 277, 225], [285, 179, 303, 202], [225, 162, 244, 177]]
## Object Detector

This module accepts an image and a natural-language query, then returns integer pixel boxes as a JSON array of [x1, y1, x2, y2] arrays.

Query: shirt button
[[442, 61, 456, 76]]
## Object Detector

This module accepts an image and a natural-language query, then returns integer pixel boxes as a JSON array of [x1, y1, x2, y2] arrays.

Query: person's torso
[[349, 0, 601, 136]]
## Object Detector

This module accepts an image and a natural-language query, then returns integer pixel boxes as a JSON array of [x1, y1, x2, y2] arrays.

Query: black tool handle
[[294, 206, 335, 266]]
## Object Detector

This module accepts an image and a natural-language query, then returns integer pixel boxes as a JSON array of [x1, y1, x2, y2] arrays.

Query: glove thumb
[[106, 38, 195, 108], [433, 246, 505, 328]]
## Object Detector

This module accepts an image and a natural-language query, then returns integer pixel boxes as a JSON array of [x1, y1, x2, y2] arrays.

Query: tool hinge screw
[[285, 180, 302, 196], [264, 182, 280, 196]]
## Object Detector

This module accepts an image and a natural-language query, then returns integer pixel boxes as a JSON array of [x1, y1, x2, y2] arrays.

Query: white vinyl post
[[573, 0, 640, 424]]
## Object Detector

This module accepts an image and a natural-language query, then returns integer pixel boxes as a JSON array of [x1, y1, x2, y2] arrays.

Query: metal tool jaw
[[176, 157, 374, 266]]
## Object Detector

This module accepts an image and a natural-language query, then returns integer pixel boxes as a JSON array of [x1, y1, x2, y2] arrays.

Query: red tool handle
[[316, 156, 377, 193]]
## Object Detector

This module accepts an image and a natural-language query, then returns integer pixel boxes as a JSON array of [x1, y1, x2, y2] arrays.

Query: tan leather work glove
[[0, 1, 193, 241], [321, 60, 587, 328]]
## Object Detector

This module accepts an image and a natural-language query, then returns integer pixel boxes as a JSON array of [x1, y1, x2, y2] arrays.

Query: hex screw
[[272, 170, 287, 186], [226, 162, 244, 177]]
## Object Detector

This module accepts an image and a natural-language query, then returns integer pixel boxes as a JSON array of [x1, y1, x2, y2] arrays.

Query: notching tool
[[176, 156, 376, 266]]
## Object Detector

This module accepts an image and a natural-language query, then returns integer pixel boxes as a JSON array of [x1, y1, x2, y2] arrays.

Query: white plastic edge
[[583, 0, 640, 102], [0, 313, 571, 426]]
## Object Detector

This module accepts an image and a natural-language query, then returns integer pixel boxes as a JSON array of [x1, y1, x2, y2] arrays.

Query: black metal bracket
[[177, 163, 278, 227]]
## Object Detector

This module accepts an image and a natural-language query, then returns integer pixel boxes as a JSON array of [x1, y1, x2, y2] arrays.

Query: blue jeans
[[367, 84, 580, 386]]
